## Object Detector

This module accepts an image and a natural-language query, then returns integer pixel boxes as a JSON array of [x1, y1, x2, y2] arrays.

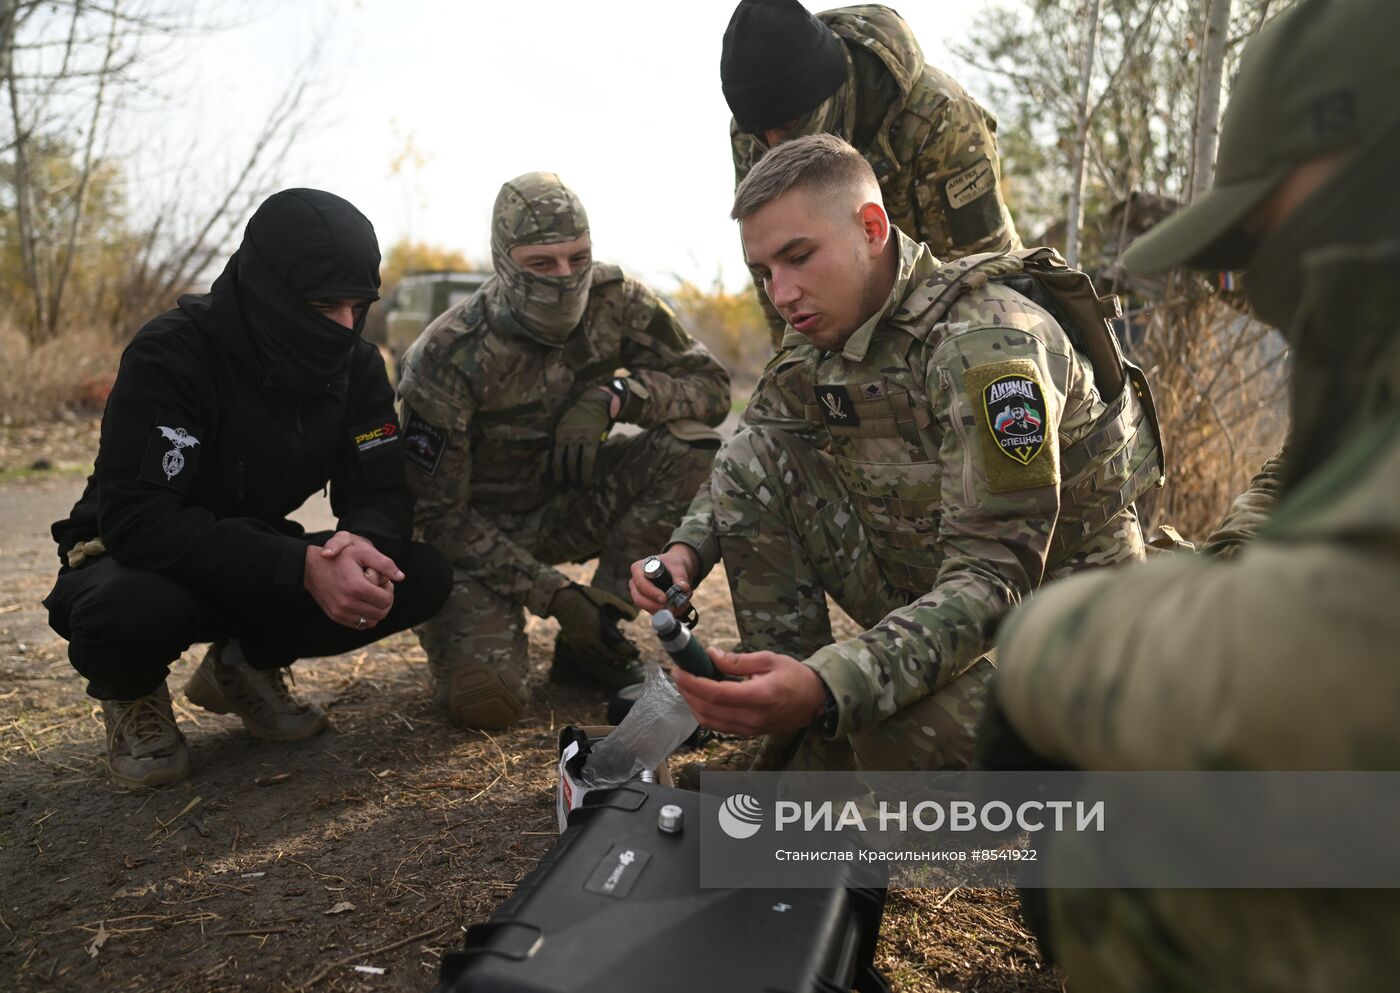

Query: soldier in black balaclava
[[44, 189, 451, 789]]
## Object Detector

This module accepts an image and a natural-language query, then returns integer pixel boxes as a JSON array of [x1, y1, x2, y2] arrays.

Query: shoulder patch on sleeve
[[139, 421, 203, 492], [945, 159, 994, 209], [963, 360, 1059, 492], [350, 417, 401, 460], [402, 409, 447, 476], [941, 156, 1004, 247]]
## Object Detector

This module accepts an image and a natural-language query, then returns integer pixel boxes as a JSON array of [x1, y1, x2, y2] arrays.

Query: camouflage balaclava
[[490, 172, 591, 346]]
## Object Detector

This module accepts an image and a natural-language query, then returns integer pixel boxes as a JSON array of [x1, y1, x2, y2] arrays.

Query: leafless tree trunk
[[47, 1, 121, 339], [3, 0, 45, 334], [1190, 0, 1233, 198], [1065, 0, 1103, 269], [2, 1, 319, 343]]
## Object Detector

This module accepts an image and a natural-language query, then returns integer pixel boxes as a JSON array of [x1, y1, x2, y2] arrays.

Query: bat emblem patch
[[156, 425, 200, 479]]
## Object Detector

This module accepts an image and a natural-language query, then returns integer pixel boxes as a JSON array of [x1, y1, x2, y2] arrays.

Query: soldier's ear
[[857, 201, 890, 255]]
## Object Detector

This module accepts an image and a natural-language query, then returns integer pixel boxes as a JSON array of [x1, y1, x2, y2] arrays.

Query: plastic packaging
[[581, 662, 698, 787]]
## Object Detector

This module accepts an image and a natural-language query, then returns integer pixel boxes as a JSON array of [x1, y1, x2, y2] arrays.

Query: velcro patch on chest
[[139, 420, 202, 492], [813, 384, 860, 427], [963, 360, 1059, 492], [350, 417, 401, 459], [402, 409, 447, 476]]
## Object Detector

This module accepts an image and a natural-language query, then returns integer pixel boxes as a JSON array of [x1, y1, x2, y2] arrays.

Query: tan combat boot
[[101, 683, 190, 789], [428, 654, 526, 730], [184, 641, 327, 741]]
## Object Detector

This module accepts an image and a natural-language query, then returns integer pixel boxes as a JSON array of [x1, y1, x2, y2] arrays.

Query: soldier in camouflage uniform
[[631, 135, 1159, 773], [986, 1, 1400, 987], [721, 0, 1022, 348], [398, 173, 730, 730]]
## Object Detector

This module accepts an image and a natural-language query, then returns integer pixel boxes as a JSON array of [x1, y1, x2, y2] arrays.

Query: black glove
[[551, 389, 612, 488], [974, 690, 1073, 773], [975, 691, 1069, 967], [547, 583, 639, 668]]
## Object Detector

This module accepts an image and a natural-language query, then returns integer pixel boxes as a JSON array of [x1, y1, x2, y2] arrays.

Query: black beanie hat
[[721, 0, 848, 135]]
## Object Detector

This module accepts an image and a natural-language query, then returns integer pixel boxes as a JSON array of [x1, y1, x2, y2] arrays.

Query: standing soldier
[[985, 0, 1400, 987], [631, 135, 1160, 773], [399, 173, 731, 730], [720, 0, 1022, 347]]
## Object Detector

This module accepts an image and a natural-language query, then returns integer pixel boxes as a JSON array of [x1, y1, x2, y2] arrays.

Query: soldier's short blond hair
[[730, 134, 881, 221]]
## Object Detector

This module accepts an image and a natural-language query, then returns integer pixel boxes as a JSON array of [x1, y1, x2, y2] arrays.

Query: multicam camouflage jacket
[[990, 236, 1400, 993], [732, 4, 1022, 344], [672, 230, 1156, 737], [1197, 445, 1289, 558], [398, 264, 730, 616], [995, 243, 1400, 774]]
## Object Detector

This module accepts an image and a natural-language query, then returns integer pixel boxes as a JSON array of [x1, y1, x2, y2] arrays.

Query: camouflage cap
[[1124, 0, 1400, 273], [490, 172, 589, 255]]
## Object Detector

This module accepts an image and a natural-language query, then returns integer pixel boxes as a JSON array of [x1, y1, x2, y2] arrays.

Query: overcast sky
[[134, 1, 983, 292]]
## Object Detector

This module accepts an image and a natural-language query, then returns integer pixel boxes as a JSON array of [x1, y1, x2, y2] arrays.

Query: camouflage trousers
[[417, 427, 716, 727], [711, 426, 993, 773]]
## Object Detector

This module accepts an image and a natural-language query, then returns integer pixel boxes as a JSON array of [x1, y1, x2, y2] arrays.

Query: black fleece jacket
[[52, 189, 411, 591], [52, 305, 412, 591]]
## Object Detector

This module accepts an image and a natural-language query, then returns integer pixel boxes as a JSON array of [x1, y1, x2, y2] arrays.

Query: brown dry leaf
[[323, 901, 356, 916], [113, 882, 157, 899]]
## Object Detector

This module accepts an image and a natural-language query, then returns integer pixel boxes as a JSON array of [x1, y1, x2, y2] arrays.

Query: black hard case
[[436, 781, 888, 993]]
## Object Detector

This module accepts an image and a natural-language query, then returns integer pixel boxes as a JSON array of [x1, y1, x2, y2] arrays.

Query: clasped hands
[[303, 531, 403, 630]]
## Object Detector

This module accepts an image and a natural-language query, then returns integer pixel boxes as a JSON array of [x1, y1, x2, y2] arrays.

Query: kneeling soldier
[[632, 135, 1161, 773], [399, 173, 731, 729]]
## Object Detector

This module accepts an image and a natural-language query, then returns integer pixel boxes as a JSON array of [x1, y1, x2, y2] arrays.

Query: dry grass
[[0, 323, 120, 426], [0, 431, 1060, 992], [1, 583, 1059, 993], [1128, 289, 1289, 541]]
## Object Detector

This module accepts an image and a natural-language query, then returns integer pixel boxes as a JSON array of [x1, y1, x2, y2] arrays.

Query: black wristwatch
[[605, 376, 630, 407], [604, 376, 636, 423], [812, 680, 839, 738]]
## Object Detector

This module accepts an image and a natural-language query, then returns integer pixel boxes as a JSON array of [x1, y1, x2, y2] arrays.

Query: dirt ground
[[0, 419, 1057, 993]]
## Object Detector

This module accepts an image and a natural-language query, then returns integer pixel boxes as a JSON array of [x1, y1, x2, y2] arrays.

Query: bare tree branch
[[149, 67, 313, 305], [47, 0, 120, 338]]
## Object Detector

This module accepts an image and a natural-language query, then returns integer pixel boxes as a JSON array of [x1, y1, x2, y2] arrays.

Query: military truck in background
[[369, 270, 491, 380]]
